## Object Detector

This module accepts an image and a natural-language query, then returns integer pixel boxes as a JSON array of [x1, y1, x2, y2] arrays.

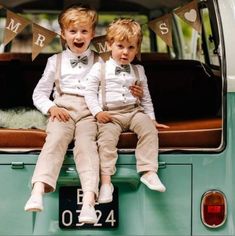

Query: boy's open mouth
[[74, 42, 84, 48]]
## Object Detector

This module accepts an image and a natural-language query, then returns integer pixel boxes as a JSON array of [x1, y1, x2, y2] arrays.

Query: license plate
[[59, 186, 119, 229]]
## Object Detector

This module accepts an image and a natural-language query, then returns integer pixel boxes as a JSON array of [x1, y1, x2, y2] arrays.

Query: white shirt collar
[[65, 47, 92, 59], [108, 57, 131, 68]]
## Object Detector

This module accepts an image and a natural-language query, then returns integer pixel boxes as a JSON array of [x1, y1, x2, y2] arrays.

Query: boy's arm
[[85, 62, 103, 117], [33, 55, 57, 115], [48, 105, 70, 122]]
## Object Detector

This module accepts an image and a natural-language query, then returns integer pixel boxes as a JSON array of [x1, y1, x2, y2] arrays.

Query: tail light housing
[[201, 190, 227, 228]]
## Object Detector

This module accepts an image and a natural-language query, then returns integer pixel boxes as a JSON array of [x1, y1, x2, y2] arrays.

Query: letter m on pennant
[[3, 10, 30, 46]]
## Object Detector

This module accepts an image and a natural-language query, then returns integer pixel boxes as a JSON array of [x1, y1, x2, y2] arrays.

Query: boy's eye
[[69, 29, 76, 33], [117, 44, 123, 49], [81, 29, 88, 34], [129, 45, 135, 50]]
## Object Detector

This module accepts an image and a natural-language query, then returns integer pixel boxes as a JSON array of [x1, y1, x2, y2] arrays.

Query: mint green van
[[0, 0, 232, 235]]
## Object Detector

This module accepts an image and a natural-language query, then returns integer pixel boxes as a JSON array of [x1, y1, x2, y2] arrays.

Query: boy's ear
[[60, 30, 66, 47], [61, 30, 66, 40]]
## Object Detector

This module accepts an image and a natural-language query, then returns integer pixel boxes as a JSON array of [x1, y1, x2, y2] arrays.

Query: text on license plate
[[59, 186, 119, 228]]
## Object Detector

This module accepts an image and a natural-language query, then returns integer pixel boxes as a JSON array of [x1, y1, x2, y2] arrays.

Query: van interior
[[0, 0, 223, 152]]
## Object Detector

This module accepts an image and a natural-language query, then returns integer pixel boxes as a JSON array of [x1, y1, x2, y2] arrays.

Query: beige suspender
[[100, 64, 141, 111], [54, 53, 63, 96], [100, 63, 108, 111], [53, 52, 141, 110], [54, 51, 100, 96], [93, 51, 99, 64], [131, 64, 141, 106], [132, 64, 141, 86]]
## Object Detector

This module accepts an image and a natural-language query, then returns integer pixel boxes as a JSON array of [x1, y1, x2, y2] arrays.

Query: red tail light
[[201, 190, 227, 228]]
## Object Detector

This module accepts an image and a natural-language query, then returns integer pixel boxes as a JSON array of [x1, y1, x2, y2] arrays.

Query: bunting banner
[[148, 14, 173, 48], [3, 10, 31, 46], [174, 0, 201, 33], [32, 23, 58, 60], [98, 51, 111, 61], [0, 0, 202, 59]]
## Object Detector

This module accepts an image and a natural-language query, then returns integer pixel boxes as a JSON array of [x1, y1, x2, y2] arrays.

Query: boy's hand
[[153, 120, 169, 129], [96, 111, 113, 123], [129, 84, 143, 99], [49, 105, 70, 122]]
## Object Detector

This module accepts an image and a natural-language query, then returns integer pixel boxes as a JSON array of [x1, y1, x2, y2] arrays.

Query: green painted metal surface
[[0, 160, 191, 235]]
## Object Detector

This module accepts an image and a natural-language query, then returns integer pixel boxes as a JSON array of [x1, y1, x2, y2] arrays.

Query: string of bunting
[[0, 0, 201, 61]]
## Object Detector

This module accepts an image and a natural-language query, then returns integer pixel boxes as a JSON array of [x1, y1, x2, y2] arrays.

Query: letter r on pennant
[[35, 33, 46, 47]]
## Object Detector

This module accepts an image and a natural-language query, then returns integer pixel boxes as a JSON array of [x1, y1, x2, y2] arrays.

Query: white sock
[[31, 182, 45, 196]]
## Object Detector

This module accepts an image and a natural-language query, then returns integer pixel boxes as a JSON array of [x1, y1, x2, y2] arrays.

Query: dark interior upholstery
[[141, 60, 221, 122], [0, 53, 49, 109]]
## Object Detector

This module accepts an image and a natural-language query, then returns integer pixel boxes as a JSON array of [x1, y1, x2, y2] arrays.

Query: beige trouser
[[97, 105, 158, 176], [32, 94, 99, 196]]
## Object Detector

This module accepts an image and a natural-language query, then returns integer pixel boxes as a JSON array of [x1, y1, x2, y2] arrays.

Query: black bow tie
[[115, 65, 131, 75], [70, 56, 88, 68]]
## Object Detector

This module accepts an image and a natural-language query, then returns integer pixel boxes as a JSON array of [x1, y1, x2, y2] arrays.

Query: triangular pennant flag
[[148, 14, 173, 47], [99, 51, 111, 61], [32, 23, 57, 60], [92, 35, 110, 54], [3, 10, 30, 46], [92, 35, 111, 61], [174, 0, 201, 33]]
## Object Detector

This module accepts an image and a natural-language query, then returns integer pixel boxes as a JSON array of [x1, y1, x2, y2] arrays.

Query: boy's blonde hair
[[106, 18, 143, 49], [58, 5, 98, 31]]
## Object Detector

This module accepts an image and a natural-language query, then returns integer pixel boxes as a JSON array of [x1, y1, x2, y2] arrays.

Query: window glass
[[201, 7, 219, 66], [0, 17, 5, 52], [156, 36, 168, 53], [175, 16, 199, 60]]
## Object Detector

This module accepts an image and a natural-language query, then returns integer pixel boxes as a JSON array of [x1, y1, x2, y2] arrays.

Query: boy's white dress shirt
[[85, 57, 156, 120], [33, 48, 99, 115]]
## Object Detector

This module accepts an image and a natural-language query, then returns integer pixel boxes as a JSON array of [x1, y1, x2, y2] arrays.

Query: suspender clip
[[103, 105, 109, 111]]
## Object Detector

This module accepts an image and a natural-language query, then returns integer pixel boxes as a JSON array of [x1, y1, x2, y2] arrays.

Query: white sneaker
[[98, 184, 114, 204], [24, 195, 43, 212], [79, 204, 98, 224], [140, 173, 166, 192]]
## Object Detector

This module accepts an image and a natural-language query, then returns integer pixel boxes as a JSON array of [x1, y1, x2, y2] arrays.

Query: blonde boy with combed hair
[[24, 4, 101, 224], [85, 18, 168, 204]]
